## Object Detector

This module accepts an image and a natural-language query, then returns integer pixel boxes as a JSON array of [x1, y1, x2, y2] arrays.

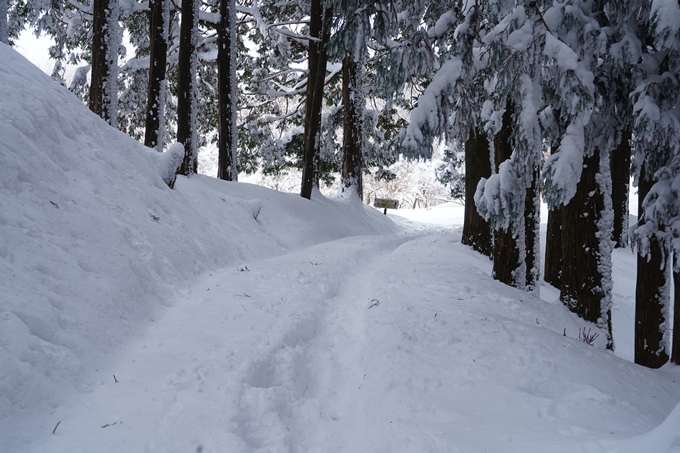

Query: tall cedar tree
[[217, 0, 237, 181], [90, 0, 118, 127], [492, 101, 520, 286], [673, 257, 680, 365], [611, 127, 631, 248], [525, 163, 540, 290], [544, 207, 562, 288], [561, 149, 613, 348], [635, 165, 670, 368], [462, 129, 491, 256], [340, 54, 363, 198], [300, 1, 332, 199], [144, 0, 168, 150], [176, 0, 199, 174]]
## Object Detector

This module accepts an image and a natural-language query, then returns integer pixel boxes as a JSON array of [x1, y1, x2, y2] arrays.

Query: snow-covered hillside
[[1, 42, 679, 452]]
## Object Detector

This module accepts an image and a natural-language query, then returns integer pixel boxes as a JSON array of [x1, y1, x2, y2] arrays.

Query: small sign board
[[374, 198, 399, 209]]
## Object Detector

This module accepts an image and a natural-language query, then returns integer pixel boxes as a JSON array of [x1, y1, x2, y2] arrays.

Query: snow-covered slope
[[0, 43, 396, 450], [1, 42, 679, 453]]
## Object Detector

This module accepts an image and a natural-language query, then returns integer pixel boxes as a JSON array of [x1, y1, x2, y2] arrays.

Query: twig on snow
[[52, 421, 61, 434]]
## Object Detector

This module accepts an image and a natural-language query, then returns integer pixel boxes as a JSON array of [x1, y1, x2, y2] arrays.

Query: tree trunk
[[300, 2, 331, 199], [462, 128, 492, 257], [544, 206, 563, 288], [217, 0, 238, 181], [561, 149, 614, 348], [340, 54, 363, 199], [560, 152, 604, 319], [176, 0, 199, 175], [672, 255, 680, 365], [492, 101, 521, 287], [144, 0, 168, 151], [0, 0, 8, 45], [525, 163, 540, 292], [90, 0, 118, 127], [611, 127, 631, 248], [635, 166, 670, 368]]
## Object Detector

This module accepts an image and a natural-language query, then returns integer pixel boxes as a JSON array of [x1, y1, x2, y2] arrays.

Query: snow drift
[[0, 43, 395, 449]]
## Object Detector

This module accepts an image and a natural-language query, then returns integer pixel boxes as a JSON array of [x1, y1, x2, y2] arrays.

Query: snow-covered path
[[30, 225, 680, 453], [35, 232, 415, 452]]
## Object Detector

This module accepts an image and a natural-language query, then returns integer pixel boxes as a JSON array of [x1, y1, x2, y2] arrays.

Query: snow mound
[[610, 401, 680, 453], [0, 43, 396, 448]]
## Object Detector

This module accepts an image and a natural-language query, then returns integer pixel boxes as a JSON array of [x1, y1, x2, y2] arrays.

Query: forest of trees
[[3, 0, 680, 368]]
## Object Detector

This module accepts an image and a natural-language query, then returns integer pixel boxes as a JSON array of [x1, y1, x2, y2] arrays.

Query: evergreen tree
[[544, 207, 562, 288], [340, 54, 364, 198], [144, 0, 169, 151], [217, 0, 237, 181], [628, 0, 680, 368], [610, 127, 631, 248], [300, 1, 332, 199], [176, 0, 199, 174], [461, 129, 491, 257], [635, 165, 670, 367], [90, 0, 119, 127]]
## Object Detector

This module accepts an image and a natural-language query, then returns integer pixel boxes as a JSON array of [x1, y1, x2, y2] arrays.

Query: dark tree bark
[[492, 101, 521, 287], [525, 163, 540, 291], [300, 2, 332, 199], [561, 153, 602, 314], [462, 128, 492, 257], [217, 0, 238, 181], [340, 54, 363, 199], [611, 127, 631, 248], [176, 0, 199, 175], [673, 255, 680, 365], [90, 0, 118, 127], [0, 0, 8, 45], [635, 165, 670, 368], [561, 149, 613, 348], [144, 0, 168, 150], [544, 206, 563, 288]]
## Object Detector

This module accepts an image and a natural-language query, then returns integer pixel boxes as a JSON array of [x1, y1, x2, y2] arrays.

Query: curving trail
[[33, 226, 680, 453]]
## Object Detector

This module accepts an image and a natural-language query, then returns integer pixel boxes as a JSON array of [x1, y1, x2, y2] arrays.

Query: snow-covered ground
[[1, 43, 679, 453]]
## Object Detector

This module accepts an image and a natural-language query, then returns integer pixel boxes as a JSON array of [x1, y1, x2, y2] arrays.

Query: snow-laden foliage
[[631, 0, 680, 260]]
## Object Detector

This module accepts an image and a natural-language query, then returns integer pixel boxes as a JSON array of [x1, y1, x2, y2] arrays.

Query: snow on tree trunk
[[525, 163, 541, 292], [673, 255, 680, 365], [217, 0, 238, 181], [635, 165, 671, 368], [544, 207, 563, 288], [144, 0, 168, 151], [492, 101, 524, 289], [90, 0, 119, 128], [0, 0, 8, 45], [176, 0, 199, 175], [611, 127, 631, 248], [301, 2, 331, 199], [340, 54, 363, 199], [462, 129, 491, 257], [561, 148, 614, 349]]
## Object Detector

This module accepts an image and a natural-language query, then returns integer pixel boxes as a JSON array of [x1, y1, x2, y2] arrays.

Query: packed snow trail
[[29, 227, 680, 453]]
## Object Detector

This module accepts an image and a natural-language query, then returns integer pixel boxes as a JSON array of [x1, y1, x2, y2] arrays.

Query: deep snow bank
[[0, 43, 396, 445]]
